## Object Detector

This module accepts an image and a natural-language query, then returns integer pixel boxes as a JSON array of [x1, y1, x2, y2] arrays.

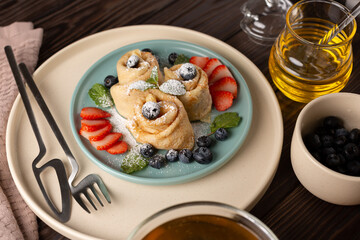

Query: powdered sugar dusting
[[191, 121, 211, 140], [159, 79, 186, 96], [108, 108, 137, 148], [127, 80, 154, 94]]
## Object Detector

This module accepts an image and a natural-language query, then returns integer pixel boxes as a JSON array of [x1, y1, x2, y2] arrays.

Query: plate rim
[[69, 39, 253, 185]]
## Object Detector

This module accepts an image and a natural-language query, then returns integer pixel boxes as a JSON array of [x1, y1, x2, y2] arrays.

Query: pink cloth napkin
[[0, 22, 43, 240]]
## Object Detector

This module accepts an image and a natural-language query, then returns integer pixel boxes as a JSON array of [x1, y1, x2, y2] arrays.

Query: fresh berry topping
[[179, 149, 193, 163], [126, 55, 140, 68], [209, 77, 238, 98], [189, 56, 210, 69], [140, 143, 156, 158], [179, 63, 197, 80], [142, 48, 154, 55], [142, 101, 161, 120], [209, 65, 234, 84], [196, 136, 212, 147], [165, 149, 179, 162], [80, 119, 110, 131], [215, 128, 228, 141], [90, 132, 122, 150], [212, 91, 234, 111], [80, 107, 111, 119], [79, 123, 112, 141], [193, 147, 213, 164], [106, 141, 128, 155], [104, 75, 119, 88], [203, 58, 222, 76], [168, 52, 178, 65], [148, 154, 167, 169]]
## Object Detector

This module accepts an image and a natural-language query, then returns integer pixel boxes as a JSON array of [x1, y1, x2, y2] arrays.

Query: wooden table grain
[[1, 0, 360, 239]]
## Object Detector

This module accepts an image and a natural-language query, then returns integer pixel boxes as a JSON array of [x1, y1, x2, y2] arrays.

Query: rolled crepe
[[127, 89, 194, 150], [116, 49, 163, 85], [163, 64, 212, 122]]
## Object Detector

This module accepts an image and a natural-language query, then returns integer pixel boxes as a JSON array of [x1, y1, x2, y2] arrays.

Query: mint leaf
[[210, 112, 242, 133], [146, 66, 159, 87], [121, 152, 148, 174], [174, 54, 190, 65], [88, 83, 114, 108]]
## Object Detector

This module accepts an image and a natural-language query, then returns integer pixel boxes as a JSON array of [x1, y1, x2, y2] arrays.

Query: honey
[[268, 1, 356, 103]]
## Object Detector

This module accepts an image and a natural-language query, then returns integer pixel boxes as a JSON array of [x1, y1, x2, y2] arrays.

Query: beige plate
[[6, 25, 283, 240]]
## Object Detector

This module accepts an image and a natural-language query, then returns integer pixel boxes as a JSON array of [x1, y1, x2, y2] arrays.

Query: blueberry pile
[[304, 116, 360, 176], [139, 128, 228, 169]]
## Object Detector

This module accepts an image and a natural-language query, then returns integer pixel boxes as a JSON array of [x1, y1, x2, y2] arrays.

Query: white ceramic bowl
[[291, 92, 360, 205]]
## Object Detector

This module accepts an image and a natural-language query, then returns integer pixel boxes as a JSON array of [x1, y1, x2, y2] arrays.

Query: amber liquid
[[269, 20, 353, 103], [143, 214, 259, 240]]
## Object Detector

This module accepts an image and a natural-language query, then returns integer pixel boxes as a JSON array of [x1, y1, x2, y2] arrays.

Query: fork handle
[[19, 63, 79, 185]]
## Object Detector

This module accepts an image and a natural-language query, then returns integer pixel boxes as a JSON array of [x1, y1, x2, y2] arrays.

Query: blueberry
[[165, 149, 178, 162], [321, 147, 336, 158], [215, 128, 228, 141], [142, 102, 161, 120], [346, 160, 360, 176], [104, 75, 119, 88], [349, 128, 360, 143], [336, 165, 348, 174], [335, 128, 349, 138], [179, 63, 197, 80], [193, 147, 213, 164], [325, 154, 342, 167], [140, 143, 156, 158], [142, 48, 153, 55], [343, 143, 359, 160], [196, 136, 212, 147], [323, 116, 343, 129], [126, 55, 140, 68], [321, 135, 334, 147], [168, 52, 178, 65], [334, 135, 347, 147], [148, 154, 167, 169], [304, 133, 321, 150], [179, 149, 193, 163]]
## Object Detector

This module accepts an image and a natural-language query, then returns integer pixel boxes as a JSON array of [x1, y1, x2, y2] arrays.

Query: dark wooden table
[[2, 0, 360, 239]]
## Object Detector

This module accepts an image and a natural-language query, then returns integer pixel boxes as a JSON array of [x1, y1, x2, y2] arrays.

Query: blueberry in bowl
[[291, 93, 360, 206]]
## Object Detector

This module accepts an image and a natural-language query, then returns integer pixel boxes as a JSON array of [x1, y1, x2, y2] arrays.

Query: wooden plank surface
[[1, 0, 360, 239]]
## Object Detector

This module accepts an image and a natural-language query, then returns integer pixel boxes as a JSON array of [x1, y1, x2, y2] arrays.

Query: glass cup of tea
[[269, 0, 357, 103], [127, 201, 278, 240]]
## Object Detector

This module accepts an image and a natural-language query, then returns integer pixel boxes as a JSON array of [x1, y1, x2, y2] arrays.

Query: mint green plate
[[69, 40, 252, 185]]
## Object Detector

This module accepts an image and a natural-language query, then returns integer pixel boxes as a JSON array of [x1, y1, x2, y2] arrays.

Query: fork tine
[[74, 195, 90, 214], [96, 179, 111, 204], [83, 191, 97, 211], [90, 185, 103, 207]]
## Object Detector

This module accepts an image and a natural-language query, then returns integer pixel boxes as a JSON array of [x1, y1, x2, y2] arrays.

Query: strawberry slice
[[189, 56, 209, 69], [106, 141, 128, 154], [208, 65, 234, 85], [203, 58, 222, 77], [81, 119, 110, 131], [90, 132, 122, 150], [79, 123, 112, 141], [80, 107, 111, 120], [209, 77, 238, 98], [212, 91, 234, 111]]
